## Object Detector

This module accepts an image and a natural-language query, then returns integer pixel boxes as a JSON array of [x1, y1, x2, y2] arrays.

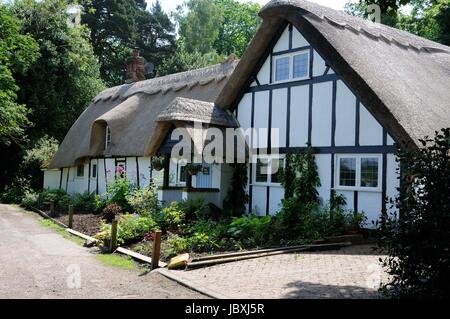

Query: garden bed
[[54, 213, 102, 236]]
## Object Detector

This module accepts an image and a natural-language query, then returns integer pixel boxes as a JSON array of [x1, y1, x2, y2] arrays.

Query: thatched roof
[[216, 0, 450, 148], [49, 61, 238, 169], [157, 97, 239, 127]]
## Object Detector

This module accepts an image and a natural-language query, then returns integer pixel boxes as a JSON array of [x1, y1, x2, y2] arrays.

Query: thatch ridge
[[49, 61, 238, 168]]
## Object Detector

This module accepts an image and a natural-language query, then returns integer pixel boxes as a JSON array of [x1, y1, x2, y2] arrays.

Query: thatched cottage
[[45, 0, 450, 226]]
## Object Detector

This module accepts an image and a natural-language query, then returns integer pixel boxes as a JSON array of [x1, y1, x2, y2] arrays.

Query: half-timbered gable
[[232, 22, 399, 223]]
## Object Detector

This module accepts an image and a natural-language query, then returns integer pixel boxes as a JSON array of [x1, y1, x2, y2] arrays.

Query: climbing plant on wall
[[223, 163, 249, 217]]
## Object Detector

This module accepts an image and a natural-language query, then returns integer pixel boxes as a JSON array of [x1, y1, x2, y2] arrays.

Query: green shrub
[[228, 214, 272, 247], [72, 191, 97, 212], [106, 176, 135, 212], [377, 128, 450, 299], [194, 202, 225, 221], [168, 234, 189, 255], [100, 214, 158, 245], [168, 232, 218, 255], [94, 194, 108, 212], [188, 232, 217, 252], [38, 189, 73, 209], [159, 202, 186, 232], [178, 198, 205, 220], [0, 177, 32, 204], [125, 182, 159, 216], [117, 214, 158, 244], [21, 190, 38, 209]]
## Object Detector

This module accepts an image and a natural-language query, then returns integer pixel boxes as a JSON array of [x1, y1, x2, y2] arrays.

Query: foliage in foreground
[[377, 128, 450, 299]]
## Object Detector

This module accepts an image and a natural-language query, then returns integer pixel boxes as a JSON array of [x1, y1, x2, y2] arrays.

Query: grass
[[36, 212, 137, 271], [96, 253, 137, 270], [38, 218, 85, 246]]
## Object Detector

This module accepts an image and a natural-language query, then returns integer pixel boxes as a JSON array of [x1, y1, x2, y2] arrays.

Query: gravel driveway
[[0, 204, 205, 299]]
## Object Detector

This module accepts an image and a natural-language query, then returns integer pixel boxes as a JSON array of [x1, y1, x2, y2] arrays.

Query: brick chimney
[[125, 48, 146, 83]]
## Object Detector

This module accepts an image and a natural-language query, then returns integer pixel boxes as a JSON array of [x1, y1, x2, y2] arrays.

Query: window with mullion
[[336, 155, 381, 191], [275, 57, 290, 82], [293, 52, 309, 79]]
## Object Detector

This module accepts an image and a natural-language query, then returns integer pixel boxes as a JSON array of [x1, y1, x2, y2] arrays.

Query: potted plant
[[186, 163, 201, 176], [151, 156, 165, 171]]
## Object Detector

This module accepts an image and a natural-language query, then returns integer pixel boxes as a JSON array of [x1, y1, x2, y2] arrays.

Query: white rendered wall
[[292, 27, 308, 48], [253, 91, 269, 149], [271, 88, 288, 148], [359, 105, 383, 146], [311, 82, 333, 147], [237, 93, 252, 132], [273, 27, 290, 52], [335, 80, 356, 146], [289, 85, 309, 147], [315, 154, 332, 205], [43, 170, 61, 190]]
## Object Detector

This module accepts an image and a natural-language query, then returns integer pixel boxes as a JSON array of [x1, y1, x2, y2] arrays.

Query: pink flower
[[116, 166, 126, 174]]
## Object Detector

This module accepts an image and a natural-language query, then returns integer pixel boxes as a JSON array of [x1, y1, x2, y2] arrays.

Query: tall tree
[[81, 0, 176, 85], [12, 0, 105, 142], [397, 0, 450, 45], [346, 0, 450, 45], [0, 0, 104, 192], [175, 0, 225, 54], [213, 0, 261, 57], [0, 4, 39, 145], [175, 0, 261, 56], [156, 43, 224, 76]]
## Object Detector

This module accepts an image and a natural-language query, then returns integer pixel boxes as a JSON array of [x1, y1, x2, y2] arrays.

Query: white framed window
[[273, 50, 310, 83], [335, 154, 382, 192], [105, 126, 111, 150], [252, 155, 285, 186]]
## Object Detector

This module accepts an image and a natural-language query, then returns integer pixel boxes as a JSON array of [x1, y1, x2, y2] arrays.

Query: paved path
[[166, 245, 389, 299], [0, 204, 205, 299]]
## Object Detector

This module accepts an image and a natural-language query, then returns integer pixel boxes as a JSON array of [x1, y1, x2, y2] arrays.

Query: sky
[[152, 0, 352, 14]]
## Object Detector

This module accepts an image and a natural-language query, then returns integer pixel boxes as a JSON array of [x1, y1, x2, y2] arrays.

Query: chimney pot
[[126, 48, 146, 83]]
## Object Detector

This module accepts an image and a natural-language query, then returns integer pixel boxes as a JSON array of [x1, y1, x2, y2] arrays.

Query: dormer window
[[273, 50, 310, 83], [105, 126, 111, 150]]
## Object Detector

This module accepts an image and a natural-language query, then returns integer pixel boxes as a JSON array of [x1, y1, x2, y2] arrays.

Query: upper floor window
[[335, 154, 381, 191], [273, 50, 310, 83], [105, 126, 111, 150]]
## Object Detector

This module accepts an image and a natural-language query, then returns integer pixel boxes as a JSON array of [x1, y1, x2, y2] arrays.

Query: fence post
[[68, 205, 74, 229], [49, 200, 55, 217], [151, 230, 162, 270], [110, 217, 118, 253]]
